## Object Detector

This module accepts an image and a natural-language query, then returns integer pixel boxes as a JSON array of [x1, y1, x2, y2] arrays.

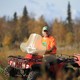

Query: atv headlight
[[26, 64, 30, 69], [12, 61, 16, 67], [22, 63, 26, 69], [10, 61, 13, 65]]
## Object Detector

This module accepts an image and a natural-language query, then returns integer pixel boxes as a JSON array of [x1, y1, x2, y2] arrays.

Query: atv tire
[[5, 66, 18, 77], [27, 71, 42, 80]]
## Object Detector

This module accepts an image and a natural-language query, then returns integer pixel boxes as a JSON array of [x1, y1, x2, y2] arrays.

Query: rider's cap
[[42, 26, 48, 31]]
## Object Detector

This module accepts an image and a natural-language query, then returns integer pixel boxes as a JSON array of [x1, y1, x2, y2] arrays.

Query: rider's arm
[[45, 46, 55, 54]]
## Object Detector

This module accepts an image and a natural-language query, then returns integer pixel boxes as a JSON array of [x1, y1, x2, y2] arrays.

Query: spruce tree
[[22, 6, 28, 21], [67, 2, 73, 32], [21, 6, 29, 38], [13, 12, 17, 22]]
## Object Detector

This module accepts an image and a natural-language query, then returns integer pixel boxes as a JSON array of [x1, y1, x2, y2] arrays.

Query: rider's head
[[42, 26, 49, 37]]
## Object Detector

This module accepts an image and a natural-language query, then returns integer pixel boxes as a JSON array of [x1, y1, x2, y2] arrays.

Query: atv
[[5, 33, 80, 80]]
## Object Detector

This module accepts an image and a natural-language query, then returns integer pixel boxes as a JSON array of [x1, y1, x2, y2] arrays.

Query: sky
[[0, 0, 80, 21]]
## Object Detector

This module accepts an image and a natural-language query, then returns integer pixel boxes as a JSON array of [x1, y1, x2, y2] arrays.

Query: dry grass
[[0, 47, 26, 67], [57, 47, 80, 55]]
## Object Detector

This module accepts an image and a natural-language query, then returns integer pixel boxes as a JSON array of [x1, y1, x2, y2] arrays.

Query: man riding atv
[[20, 26, 57, 79], [42, 26, 57, 63]]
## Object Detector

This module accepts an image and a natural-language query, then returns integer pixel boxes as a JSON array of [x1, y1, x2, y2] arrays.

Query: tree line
[[0, 2, 80, 48]]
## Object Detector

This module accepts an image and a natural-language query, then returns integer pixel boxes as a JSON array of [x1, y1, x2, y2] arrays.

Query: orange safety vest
[[42, 36, 57, 54]]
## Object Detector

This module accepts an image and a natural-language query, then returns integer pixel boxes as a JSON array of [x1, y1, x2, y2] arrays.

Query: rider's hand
[[45, 50, 52, 54]]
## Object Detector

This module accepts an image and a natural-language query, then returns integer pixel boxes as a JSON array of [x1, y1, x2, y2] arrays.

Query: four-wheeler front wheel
[[27, 71, 42, 80], [5, 66, 18, 77]]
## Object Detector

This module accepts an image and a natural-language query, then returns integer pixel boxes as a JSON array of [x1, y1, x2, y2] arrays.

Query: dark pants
[[43, 54, 56, 63]]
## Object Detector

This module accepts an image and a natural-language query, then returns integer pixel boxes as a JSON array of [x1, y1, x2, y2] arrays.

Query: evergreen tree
[[67, 2, 73, 32], [20, 6, 29, 38], [22, 6, 29, 21], [13, 12, 17, 22]]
